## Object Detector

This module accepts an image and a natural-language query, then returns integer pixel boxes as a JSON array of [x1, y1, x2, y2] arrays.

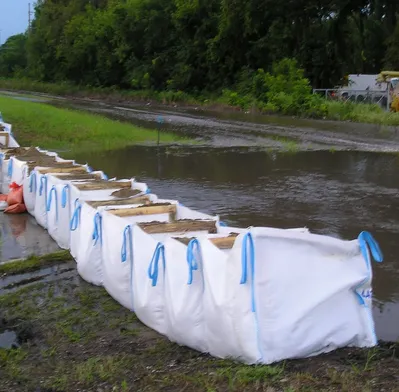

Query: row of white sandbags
[[25, 171, 150, 249], [0, 147, 76, 194], [0, 130, 384, 365], [70, 198, 383, 364], [72, 199, 213, 285], [0, 146, 152, 246], [0, 146, 151, 252]]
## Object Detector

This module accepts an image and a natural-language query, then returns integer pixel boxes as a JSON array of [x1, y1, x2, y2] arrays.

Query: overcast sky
[[0, 0, 31, 44]]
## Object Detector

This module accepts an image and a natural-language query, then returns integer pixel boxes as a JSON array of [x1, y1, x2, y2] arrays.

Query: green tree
[[0, 34, 28, 77]]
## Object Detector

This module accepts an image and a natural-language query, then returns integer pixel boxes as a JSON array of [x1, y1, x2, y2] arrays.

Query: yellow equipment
[[376, 71, 399, 82], [376, 71, 399, 111]]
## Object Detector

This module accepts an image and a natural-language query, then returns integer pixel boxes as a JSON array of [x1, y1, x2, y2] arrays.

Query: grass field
[[0, 95, 190, 152]]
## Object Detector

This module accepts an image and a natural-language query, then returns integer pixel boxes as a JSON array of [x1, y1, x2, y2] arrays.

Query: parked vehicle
[[336, 74, 389, 107]]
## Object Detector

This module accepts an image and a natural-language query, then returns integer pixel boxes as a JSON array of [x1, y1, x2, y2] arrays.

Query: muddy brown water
[[69, 146, 399, 342]]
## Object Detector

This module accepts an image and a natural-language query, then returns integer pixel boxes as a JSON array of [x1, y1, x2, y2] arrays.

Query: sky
[[0, 0, 31, 45]]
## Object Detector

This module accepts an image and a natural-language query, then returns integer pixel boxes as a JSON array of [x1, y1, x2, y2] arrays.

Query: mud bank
[[1, 263, 398, 392], [55, 99, 399, 153]]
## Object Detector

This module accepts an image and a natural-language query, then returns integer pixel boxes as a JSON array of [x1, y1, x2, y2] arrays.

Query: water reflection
[[0, 213, 60, 263]]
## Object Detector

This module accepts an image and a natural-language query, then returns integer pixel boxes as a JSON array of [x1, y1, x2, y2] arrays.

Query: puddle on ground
[[0, 212, 60, 264], [71, 146, 399, 342], [0, 330, 18, 349]]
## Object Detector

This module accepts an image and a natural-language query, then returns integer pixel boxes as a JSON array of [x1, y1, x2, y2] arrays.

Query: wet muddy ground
[[60, 100, 399, 152], [1, 276, 399, 392]]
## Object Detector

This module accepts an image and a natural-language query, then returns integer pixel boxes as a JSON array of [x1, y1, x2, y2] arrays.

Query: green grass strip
[[0, 250, 72, 276], [0, 95, 190, 152]]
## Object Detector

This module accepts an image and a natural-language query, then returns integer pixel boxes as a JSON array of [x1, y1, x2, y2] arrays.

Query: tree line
[[1, 0, 399, 93]]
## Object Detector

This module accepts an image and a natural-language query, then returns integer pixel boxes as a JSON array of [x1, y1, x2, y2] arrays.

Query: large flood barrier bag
[[244, 228, 381, 363]]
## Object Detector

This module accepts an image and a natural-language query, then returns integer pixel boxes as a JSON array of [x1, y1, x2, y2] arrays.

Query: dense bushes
[[221, 59, 328, 118]]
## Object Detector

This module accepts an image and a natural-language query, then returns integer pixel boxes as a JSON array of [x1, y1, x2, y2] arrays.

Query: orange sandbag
[[4, 203, 27, 214], [7, 182, 24, 206], [0, 194, 7, 201]]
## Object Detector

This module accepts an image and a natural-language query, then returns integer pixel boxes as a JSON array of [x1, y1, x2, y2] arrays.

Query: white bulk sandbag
[[57, 184, 72, 249], [75, 204, 103, 285], [199, 232, 262, 364], [70, 199, 82, 259], [164, 226, 308, 360], [101, 211, 136, 310], [46, 185, 59, 242], [46, 184, 73, 249], [164, 227, 306, 355], [23, 171, 37, 215], [1, 157, 25, 194], [33, 172, 49, 228], [1, 157, 11, 194], [101, 213, 168, 334], [9, 157, 28, 186], [0, 153, 5, 191], [131, 224, 167, 334], [247, 227, 383, 364], [163, 237, 207, 352]]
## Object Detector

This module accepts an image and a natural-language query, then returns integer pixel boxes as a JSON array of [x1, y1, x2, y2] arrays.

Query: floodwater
[[0, 212, 60, 263], [0, 330, 18, 349], [72, 146, 399, 342]]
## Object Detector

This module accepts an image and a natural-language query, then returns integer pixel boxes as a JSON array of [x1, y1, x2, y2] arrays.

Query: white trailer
[[336, 74, 389, 108], [343, 74, 387, 91]]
